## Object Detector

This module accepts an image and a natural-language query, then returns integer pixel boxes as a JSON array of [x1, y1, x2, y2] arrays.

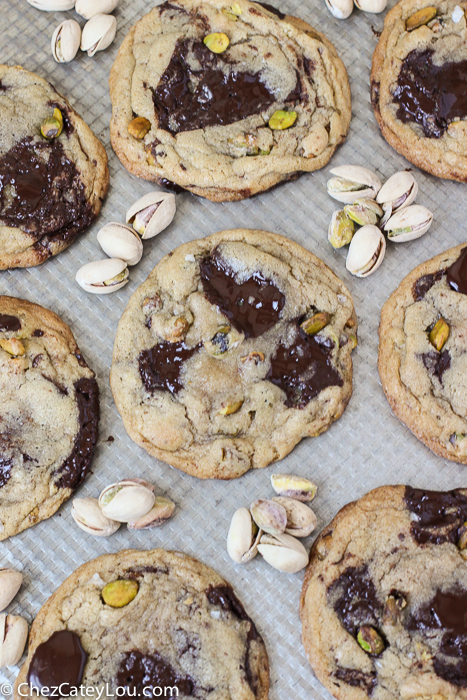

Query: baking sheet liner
[[1, 0, 466, 697]]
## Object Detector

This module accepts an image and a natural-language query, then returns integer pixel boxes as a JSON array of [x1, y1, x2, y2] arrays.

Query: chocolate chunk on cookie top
[[14, 549, 269, 700], [109, 0, 351, 201], [379, 243, 467, 465], [301, 485, 467, 700], [110, 229, 356, 479], [0, 296, 99, 540]]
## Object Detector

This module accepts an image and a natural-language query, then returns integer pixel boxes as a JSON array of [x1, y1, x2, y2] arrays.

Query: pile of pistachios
[[326, 166, 434, 278], [325, 0, 387, 21], [75, 192, 176, 294], [227, 474, 317, 574], [71, 478, 176, 536], [0, 569, 28, 668]]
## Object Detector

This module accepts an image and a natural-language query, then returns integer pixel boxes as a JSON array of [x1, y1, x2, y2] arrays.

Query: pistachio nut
[[227, 507, 261, 563], [271, 474, 317, 502], [102, 580, 138, 608], [0, 339, 25, 357], [71, 497, 121, 537], [269, 110, 297, 130], [204, 32, 230, 53], [384, 204, 433, 242], [257, 533, 309, 573], [328, 210, 355, 249], [76, 0, 120, 19], [354, 0, 387, 11], [346, 225, 386, 278], [126, 192, 176, 240], [327, 165, 382, 204], [429, 318, 450, 351], [204, 325, 243, 356], [76, 259, 129, 294], [127, 497, 176, 530], [27, 0, 75, 9], [344, 199, 383, 226], [405, 6, 437, 30], [219, 399, 243, 416], [41, 108, 64, 140], [272, 497, 317, 538], [240, 351, 265, 364], [376, 171, 418, 215], [223, 2, 243, 19], [96, 223, 143, 266], [458, 522, 467, 550], [0, 570, 23, 613], [128, 117, 152, 140], [452, 4, 465, 22], [300, 312, 331, 336], [51, 20, 81, 64], [81, 14, 117, 57], [382, 594, 406, 624], [357, 625, 385, 655], [98, 479, 155, 523], [0, 614, 28, 667], [250, 499, 287, 536], [325, 0, 353, 19]]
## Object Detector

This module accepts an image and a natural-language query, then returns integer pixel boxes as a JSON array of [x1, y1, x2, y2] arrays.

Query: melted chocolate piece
[[421, 349, 451, 382], [334, 667, 377, 693], [404, 486, 467, 545], [199, 251, 285, 338], [32, 329, 44, 337], [54, 377, 99, 489], [0, 456, 12, 488], [267, 325, 343, 408], [256, 2, 286, 19], [116, 650, 194, 697], [412, 269, 445, 301], [447, 247, 467, 295], [139, 342, 200, 395], [27, 630, 88, 692], [394, 50, 467, 138], [152, 39, 277, 134], [0, 314, 21, 332], [158, 178, 184, 194], [328, 566, 383, 637]]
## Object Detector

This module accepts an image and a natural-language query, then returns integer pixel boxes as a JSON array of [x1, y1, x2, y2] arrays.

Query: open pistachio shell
[[51, 20, 81, 63], [76, 259, 129, 294], [250, 499, 287, 536], [81, 14, 117, 57], [75, 0, 119, 19], [354, 0, 387, 12], [346, 225, 386, 278], [258, 533, 309, 573], [98, 479, 155, 523], [272, 497, 318, 538], [327, 165, 382, 204], [384, 204, 433, 242], [376, 171, 418, 213], [325, 0, 353, 19], [0, 570, 22, 613], [227, 507, 261, 563], [27, 0, 75, 9], [72, 498, 120, 537], [126, 192, 176, 240], [97, 223, 143, 266], [0, 614, 28, 667]]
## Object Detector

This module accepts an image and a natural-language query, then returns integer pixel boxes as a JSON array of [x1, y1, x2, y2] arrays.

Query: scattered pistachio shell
[[269, 110, 297, 130], [227, 507, 261, 563], [328, 210, 355, 249], [126, 192, 176, 240], [354, 0, 387, 12], [102, 580, 138, 608], [98, 479, 155, 523], [406, 6, 437, 30], [127, 497, 175, 530], [41, 109, 63, 139], [384, 204, 433, 242], [429, 318, 450, 351], [250, 499, 287, 536], [0, 339, 25, 357], [97, 223, 143, 266], [81, 14, 117, 57], [0, 570, 22, 613], [376, 171, 418, 214], [76, 0, 120, 19], [128, 117, 151, 139], [51, 20, 81, 63], [76, 259, 129, 294], [272, 497, 317, 537], [325, 0, 353, 19], [300, 312, 331, 336], [271, 474, 317, 502], [258, 533, 309, 573], [72, 498, 121, 537], [0, 614, 28, 667], [327, 165, 382, 204], [357, 625, 385, 655], [27, 0, 75, 9], [204, 32, 230, 53], [346, 225, 386, 278]]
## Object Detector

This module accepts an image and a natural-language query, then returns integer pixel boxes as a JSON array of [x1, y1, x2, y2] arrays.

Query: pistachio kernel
[[405, 6, 437, 30], [269, 110, 297, 130], [0, 338, 25, 357], [219, 399, 243, 416], [41, 108, 64, 139], [103, 269, 129, 287], [203, 32, 230, 53], [357, 625, 385, 655], [222, 3, 242, 19], [429, 318, 450, 351], [241, 351, 265, 364], [300, 312, 331, 336], [382, 595, 406, 625], [102, 580, 139, 608], [128, 117, 152, 139], [458, 522, 467, 550]]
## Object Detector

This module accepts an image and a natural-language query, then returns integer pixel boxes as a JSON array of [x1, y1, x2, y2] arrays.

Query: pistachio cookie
[[110, 229, 356, 479], [379, 243, 467, 464], [109, 0, 351, 201], [0, 65, 108, 268], [301, 485, 467, 700], [14, 548, 269, 700], [0, 296, 99, 540], [371, 0, 467, 181]]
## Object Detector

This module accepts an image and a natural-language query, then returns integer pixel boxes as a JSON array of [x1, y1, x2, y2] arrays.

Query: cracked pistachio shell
[[346, 225, 386, 278], [250, 499, 287, 536], [81, 14, 117, 57], [72, 497, 120, 537], [354, 0, 387, 11], [0, 570, 22, 613], [97, 223, 143, 266], [127, 497, 176, 530], [227, 507, 261, 563], [376, 171, 418, 213], [258, 533, 309, 573], [270, 474, 317, 502], [384, 204, 433, 242], [99, 479, 155, 523], [27, 0, 75, 9], [51, 20, 81, 63], [272, 497, 317, 538], [76, 258, 129, 294], [126, 192, 176, 240], [327, 165, 382, 204], [0, 614, 28, 667], [75, 0, 119, 19], [325, 0, 353, 18]]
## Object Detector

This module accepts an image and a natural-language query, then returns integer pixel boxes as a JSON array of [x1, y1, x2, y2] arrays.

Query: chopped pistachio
[[429, 318, 450, 351], [128, 116, 152, 139], [300, 312, 331, 336], [204, 32, 230, 53], [269, 110, 297, 130], [406, 6, 437, 30], [357, 626, 385, 655]]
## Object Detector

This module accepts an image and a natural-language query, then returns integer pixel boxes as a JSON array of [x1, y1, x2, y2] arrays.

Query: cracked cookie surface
[[110, 229, 356, 479], [14, 548, 269, 700], [0, 296, 99, 540], [379, 243, 467, 464], [109, 0, 351, 201], [0, 65, 109, 268], [371, 0, 467, 181], [301, 485, 467, 700]]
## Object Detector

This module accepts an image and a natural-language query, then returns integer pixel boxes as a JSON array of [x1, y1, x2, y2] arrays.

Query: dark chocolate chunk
[[404, 486, 467, 545], [371, 81, 381, 115], [139, 342, 200, 395], [328, 566, 383, 637], [32, 329, 44, 337], [256, 2, 286, 19], [394, 50, 467, 138], [199, 250, 285, 338], [334, 667, 377, 693], [267, 324, 343, 408], [412, 269, 445, 301], [0, 314, 21, 332], [420, 349, 451, 382], [116, 650, 194, 697], [27, 630, 88, 692], [0, 456, 12, 488], [158, 178, 184, 194], [447, 246, 467, 295]]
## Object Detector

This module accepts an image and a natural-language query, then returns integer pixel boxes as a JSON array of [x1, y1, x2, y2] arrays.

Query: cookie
[[0, 65, 109, 269], [0, 296, 99, 540], [301, 485, 467, 700], [371, 0, 467, 182], [379, 242, 467, 464], [109, 0, 351, 201], [14, 548, 269, 700], [110, 229, 356, 479]]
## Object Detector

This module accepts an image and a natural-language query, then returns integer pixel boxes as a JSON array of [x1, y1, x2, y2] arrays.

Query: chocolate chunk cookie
[[0, 296, 99, 540], [371, 0, 467, 181], [110, 229, 356, 479], [301, 485, 467, 700], [379, 243, 467, 464], [0, 65, 109, 268], [14, 548, 269, 700], [109, 0, 351, 201]]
